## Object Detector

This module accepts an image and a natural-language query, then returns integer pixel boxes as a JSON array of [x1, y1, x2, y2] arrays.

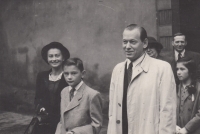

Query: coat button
[[116, 120, 120, 124]]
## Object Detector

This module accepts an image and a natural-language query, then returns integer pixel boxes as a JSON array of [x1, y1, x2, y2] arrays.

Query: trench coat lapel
[[64, 84, 85, 112], [131, 66, 143, 82], [118, 54, 150, 102], [130, 54, 149, 83], [117, 62, 126, 104]]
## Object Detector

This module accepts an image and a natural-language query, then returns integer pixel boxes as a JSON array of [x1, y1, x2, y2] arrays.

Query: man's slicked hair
[[173, 32, 186, 40], [124, 24, 147, 42]]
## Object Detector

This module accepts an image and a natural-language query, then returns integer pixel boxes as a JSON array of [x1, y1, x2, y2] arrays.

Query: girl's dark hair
[[177, 57, 196, 80], [62, 58, 84, 72]]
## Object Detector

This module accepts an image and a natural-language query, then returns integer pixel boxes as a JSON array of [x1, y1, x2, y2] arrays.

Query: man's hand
[[179, 127, 188, 134], [40, 107, 45, 112], [176, 125, 181, 133], [66, 131, 74, 134]]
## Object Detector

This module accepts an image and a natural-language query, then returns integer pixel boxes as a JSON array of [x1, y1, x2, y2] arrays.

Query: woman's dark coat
[[34, 70, 68, 133]]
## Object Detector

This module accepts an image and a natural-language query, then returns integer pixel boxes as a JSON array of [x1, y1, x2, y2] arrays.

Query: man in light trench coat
[[107, 24, 176, 134]]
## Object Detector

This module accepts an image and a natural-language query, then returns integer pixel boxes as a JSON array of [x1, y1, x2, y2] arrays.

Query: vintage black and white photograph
[[0, 0, 200, 134]]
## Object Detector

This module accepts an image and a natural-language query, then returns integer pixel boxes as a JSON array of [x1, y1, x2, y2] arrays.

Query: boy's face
[[63, 65, 84, 88]]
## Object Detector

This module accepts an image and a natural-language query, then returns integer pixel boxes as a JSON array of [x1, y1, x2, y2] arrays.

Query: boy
[[55, 58, 103, 134]]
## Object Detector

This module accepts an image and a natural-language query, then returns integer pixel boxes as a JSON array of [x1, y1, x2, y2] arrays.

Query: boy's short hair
[[63, 58, 84, 72]]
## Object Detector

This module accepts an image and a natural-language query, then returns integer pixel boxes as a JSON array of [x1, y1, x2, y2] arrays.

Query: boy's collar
[[69, 80, 84, 91], [125, 53, 145, 69]]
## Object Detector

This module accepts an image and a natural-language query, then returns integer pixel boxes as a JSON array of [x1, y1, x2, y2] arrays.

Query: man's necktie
[[70, 88, 76, 101], [122, 62, 132, 134], [178, 52, 182, 60], [127, 62, 133, 84]]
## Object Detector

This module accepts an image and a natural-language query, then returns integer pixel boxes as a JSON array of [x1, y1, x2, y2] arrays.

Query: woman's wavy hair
[[177, 56, 196, 81]]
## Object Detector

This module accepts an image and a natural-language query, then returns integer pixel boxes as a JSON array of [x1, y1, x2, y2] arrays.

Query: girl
[[176, 57, 200, 134]]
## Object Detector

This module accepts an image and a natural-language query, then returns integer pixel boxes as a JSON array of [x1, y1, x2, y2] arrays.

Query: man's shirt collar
[[126, 53, 145, 69], [69, 80, 83, 92], [175, 49, 185, 61]]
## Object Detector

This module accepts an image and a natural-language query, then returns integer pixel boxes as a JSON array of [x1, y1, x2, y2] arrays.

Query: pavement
[[0, 111, 32, 134]]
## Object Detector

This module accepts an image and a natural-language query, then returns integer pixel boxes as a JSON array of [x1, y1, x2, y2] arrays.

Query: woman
[[176, 57, 200, 134], [145, 37, 163, 59], [35, 42, 70, 134]]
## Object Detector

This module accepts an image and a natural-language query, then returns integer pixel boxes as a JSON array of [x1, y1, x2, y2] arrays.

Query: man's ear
[[81, 70, 86, 79], [172, 40, 175, 47], [185, 41, 187, 46], [143, 38, 148, 49]]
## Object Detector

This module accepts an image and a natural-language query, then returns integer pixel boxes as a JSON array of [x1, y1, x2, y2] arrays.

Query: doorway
[[179, 0, 200, 52]]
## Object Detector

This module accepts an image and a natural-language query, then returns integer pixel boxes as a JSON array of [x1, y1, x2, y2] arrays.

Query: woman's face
[[177, 62, 190, 82], [47, 48, 64, 68], [146, 47, 158, 58]]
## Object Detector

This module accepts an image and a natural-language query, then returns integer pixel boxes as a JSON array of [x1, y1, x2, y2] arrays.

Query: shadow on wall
[[0, 44, 49, 90], [0, 20, 10, 83], [1, 47, 32, 89], [84, 63, 111, 117], [0, 18, 32, 88], [85, 63, 111, 93], [0, 82, 35, 114]]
